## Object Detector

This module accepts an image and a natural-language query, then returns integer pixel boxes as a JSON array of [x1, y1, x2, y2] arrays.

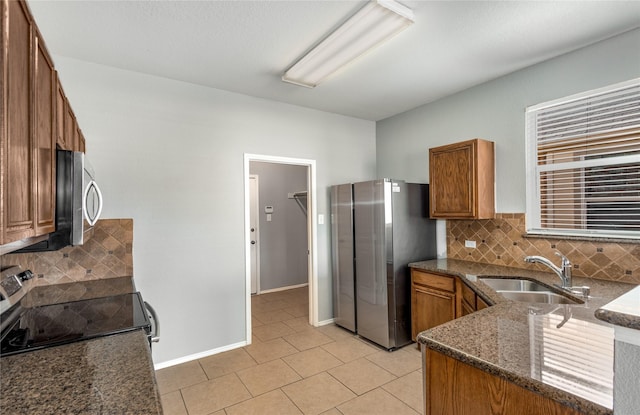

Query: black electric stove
[[0, 269, 152, 357]]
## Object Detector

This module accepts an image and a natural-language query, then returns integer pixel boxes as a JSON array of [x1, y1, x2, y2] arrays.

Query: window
[[526, 79, 640, 240], [529, 310, 614, 409]]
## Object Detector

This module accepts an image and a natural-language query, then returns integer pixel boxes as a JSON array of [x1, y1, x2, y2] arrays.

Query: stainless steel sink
[[498, 290, 579, 304], [479, 277, 550, 292], [478, 277, 582, 305]]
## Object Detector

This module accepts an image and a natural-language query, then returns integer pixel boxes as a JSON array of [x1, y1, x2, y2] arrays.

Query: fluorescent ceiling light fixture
[[282, 0, 414, 88]]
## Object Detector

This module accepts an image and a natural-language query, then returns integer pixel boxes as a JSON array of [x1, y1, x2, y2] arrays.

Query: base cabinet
[[459, 281, 476, 317], [411, 270, 457, 340], [411, 269, 494, 340], [424, 349, 583, 415]]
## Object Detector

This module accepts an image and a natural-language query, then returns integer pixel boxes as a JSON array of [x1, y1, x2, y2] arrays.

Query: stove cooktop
[[0, 292, 150, 356]]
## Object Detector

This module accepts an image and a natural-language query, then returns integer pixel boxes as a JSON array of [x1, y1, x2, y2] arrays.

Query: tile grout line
[[161, 287, 424, 415]]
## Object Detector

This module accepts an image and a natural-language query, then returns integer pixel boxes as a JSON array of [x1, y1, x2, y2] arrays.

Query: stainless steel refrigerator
[[331, 179, 437, 350]]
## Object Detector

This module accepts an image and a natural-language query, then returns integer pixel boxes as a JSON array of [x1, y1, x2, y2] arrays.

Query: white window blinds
[[526, 79, 640, 239], [529, 312, 614, 409]]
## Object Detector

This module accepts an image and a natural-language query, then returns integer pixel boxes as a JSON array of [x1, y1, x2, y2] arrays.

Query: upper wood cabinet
[[1, 0, 36, 244], [429, 138, 495, 219], [34, 30, 56, 236], [64, 101, 75, 151], [55, 75, 68, 150], [55, 82, 85, 153], [1, 0, 80, 246], [77, 126, 86, 153]]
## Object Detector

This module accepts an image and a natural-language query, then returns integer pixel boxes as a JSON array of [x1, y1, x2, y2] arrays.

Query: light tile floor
[[156, 287, 424, 415]]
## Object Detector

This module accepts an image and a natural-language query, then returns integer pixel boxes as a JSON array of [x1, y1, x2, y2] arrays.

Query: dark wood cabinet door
[[64, 98, 75, 152], [55, 75, 68, 149], [34, 33, 56, 236], [74, 125, 82, 152], [461, 300, 474, 317], [411, 284, 456, 340], [425, 349, 582, 415], [429, 138, 495, 219], [2, 0, 35, 243], [430, 141, 475, 218], [477, 297, 490, 310], [78, 129, 86, 153], [2, 0, 87, 246]]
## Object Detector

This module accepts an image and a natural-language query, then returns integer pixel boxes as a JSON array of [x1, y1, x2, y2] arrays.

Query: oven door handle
[[144, 301, 160, 343]]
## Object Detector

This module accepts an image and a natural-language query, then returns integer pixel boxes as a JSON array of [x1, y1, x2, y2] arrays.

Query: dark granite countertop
[[410, 258, 637, 415], [1, 330, 162, 415], [0, 278, 162, 415], [595, 285, 640, 330]]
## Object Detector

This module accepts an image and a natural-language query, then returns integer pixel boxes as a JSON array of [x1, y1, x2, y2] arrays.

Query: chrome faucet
[[524, 252, 572, 288]]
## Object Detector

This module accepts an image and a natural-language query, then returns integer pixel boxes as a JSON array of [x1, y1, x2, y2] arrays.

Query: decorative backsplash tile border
[[3, 219, 133, 286], [447, 213, 640, 285]]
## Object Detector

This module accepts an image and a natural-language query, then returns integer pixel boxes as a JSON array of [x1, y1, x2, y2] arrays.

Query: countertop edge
[[419, 331, 611, 415], [594, 285, 640, 330], [594, 308, 640, 330], [411, 258, 637, 415]]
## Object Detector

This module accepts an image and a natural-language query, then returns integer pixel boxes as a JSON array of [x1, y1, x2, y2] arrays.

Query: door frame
[[243, 154, 318, 345], [249, 174, 260, 295]]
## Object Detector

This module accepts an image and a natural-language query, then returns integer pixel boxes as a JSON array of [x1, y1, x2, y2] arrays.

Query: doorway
[[243, 154, 318, 345], [249, 174, 259, 294]]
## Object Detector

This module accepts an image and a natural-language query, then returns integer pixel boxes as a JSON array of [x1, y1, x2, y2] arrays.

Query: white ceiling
[[28, 0, 640, 121]]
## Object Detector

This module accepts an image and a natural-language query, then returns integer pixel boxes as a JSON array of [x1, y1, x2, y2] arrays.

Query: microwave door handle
[[83, 180, 104, 226], [90, 181, 104, 226]]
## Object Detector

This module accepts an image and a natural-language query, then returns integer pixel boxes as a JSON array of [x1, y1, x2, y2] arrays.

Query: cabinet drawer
[[411, 270, 455, 292], [460, 282, 476, 309]]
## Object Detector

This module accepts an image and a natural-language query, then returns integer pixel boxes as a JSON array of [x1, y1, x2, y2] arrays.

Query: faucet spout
[[524, 252, 572, 288]]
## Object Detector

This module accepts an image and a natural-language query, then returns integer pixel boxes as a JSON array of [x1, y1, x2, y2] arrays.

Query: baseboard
[[153, 341, 247, 370], [317, 318, 335, 326], [259, 283, 308, 295], [155, 319, 336, 369]]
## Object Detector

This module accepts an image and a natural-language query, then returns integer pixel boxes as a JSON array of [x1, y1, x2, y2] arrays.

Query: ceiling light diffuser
[[282, 0, 414, 88]]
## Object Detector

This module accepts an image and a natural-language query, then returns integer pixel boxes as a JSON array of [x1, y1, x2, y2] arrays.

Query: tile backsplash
[[447, 213, 640, 285], [3, 219, 133, 287]]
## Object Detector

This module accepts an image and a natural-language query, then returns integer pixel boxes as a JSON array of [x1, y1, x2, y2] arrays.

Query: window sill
[[523, 232, 640, 245]]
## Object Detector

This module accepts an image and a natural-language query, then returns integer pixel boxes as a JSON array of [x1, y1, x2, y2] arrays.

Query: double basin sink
[[479, 277, 583, 305]]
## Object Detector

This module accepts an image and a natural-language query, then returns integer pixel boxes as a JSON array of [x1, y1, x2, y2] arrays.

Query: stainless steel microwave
[[17, 150, 103, 252]]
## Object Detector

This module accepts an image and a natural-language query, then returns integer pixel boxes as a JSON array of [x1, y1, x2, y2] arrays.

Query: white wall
[[54, 56, 376, 364], [376, 28, 640, 213], [51, 28, 639, 365]]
